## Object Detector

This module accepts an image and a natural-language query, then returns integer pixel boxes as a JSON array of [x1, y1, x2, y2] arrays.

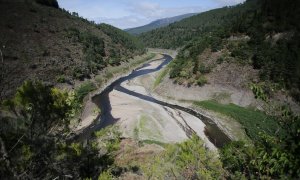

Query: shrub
[[72, 67, 87, 80], [95, 76, 103, 86], [196, 76, 207, 86], [108, 58, 120, 66], [75, 81, 96, 102], [199, 63, 211, 74], [217, 57, 224, 64], [56, 75, 66, 83]]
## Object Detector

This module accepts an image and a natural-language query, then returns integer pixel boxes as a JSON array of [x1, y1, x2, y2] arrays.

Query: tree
[[9, 81, 71, 138], [35, 0, 59, 8], [221, 84, 300, 179]]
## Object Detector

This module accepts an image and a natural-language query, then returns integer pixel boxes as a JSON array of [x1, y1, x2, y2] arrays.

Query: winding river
[[81, 54, 231, 148]]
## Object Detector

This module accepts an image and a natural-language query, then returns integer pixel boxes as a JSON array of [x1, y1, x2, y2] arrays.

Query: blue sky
[[58, 0, 245, 29]]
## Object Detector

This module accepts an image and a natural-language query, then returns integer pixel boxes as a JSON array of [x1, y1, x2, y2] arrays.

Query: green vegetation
[[0, 81, 121, 179], [1, 0, 299, 179], [0, 1, 146, 100], [94, 53, 155, 87], [140, 139, 166, 147], [66, 28, 106, 76], [56, 75, 66, 83], [141, 135, 224, 179], [221, 111, 300, 179], [141, 0, 300, 101], [65, 24, 145, 80], [168, 35, 222, 85], [196, 76, 207, 86], [153, 65, 170, 88], [75, 81, 96, 102], [219, 82, 300, 179], [137, 114, 162, 140], [98, 170, 114, 180], [194, 100, 281, 141], [98, 24, 145, 55]]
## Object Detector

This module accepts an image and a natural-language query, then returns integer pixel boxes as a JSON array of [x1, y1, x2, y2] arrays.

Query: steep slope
[[139, 3, 257, 49], [0, 0, 144, 100], [125, 13, 196, 35], [140, 0, 300, 102]]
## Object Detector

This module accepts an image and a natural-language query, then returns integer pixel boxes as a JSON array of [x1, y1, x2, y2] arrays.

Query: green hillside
[[140, 0, 300, 101], [0, 0, 299, 179], [0, 0, 144, 100]]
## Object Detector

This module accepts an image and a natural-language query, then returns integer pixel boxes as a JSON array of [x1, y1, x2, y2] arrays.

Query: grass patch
[[141, 139, 166, 147], [138, 115, 162, 140], [153, 65, 170, 88], [193, 100, 282, 141]]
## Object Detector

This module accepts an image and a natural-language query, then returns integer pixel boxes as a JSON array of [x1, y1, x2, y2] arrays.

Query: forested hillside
[[140, 0, 300, 179], [0, 0, 144, 100], [140, 0, 300, 102], [0, 0, 147, 179], [1, 0, 300, 179]]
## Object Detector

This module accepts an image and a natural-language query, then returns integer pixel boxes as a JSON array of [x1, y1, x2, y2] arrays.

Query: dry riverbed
[[108, 59, 216, 150], [132, 58, 251, 142]]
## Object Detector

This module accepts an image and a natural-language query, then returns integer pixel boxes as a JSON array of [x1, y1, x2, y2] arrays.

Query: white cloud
[[132, 2, 164, 18], [94, 16, 148, 29], [93, 1, 205, 29], [130, 1, 204, 19], [59, 0, 245, 29]]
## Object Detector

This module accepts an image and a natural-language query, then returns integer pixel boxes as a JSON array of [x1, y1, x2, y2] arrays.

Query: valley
[[0, 0, 299, 179]]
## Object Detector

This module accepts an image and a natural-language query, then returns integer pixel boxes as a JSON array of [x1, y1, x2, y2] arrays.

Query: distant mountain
[[125, 13, 197, 35]]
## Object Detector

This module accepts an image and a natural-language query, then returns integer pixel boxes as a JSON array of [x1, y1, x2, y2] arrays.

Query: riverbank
[[74, 51, 236, 152], [134, 57, 251, 141], [110, 70, 216, 150]]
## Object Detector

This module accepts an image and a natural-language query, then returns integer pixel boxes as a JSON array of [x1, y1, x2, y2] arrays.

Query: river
[[80, 54, 231, 148]]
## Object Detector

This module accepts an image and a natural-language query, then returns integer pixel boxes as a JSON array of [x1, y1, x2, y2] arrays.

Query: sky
[[57, 0, 245, 29]]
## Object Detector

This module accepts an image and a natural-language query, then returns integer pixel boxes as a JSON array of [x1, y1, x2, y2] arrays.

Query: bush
[[72, 67, 87, 80], [196, 76, 207, 86], [56, 75, 66, 83], [95, 76, 103, 86], [199, 63, 211, 74], [216, 57, 224, 64], [75, 81, 96, 102], [108, 58, 120, 66]]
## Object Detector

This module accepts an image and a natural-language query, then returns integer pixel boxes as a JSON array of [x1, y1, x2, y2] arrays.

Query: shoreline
[[74, 51, 166, 133]]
